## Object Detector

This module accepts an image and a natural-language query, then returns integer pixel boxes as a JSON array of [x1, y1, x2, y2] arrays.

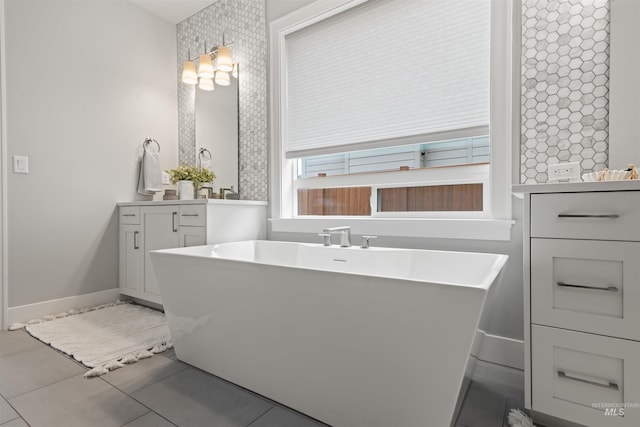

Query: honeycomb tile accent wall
[[177, 0, 267, 201], [521, 0, 609, 184]]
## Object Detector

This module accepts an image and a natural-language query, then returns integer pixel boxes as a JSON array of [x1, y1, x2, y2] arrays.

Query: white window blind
[[284, 0, 491, 159]]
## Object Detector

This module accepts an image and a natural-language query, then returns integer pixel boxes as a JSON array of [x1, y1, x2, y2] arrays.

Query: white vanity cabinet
[[119, 206, 142, 297], [515, 182, 640, 427], [118, 200, 267, 305]]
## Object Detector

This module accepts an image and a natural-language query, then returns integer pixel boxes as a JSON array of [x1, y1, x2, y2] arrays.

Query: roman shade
[[284, 0, 491, 159]]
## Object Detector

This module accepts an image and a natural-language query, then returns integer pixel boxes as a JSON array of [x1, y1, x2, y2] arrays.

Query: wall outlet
[[548, 162, 581, 181]]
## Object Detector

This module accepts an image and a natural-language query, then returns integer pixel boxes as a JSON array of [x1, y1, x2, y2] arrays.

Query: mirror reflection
[[195, 75, 239, 195]]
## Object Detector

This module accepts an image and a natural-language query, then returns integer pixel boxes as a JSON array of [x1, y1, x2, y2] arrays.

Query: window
[[295, 137, 490, 217], [270, 0, 515, 240]]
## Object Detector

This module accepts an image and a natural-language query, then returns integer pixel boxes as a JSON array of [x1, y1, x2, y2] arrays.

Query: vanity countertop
[[512, 180, 640, 194], [117, 199, 268, 207]]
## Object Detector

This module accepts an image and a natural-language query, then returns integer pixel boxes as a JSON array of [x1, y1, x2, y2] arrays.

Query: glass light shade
[[232, 62, 238, 78], [181, 61, 197, 85], [216, 45, 233, 72], [198, 54, 214, 78], [198, 77, 215, 91], [214, 70, 231, 86]]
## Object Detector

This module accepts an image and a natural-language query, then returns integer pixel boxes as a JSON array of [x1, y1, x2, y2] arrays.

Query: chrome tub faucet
[[321, 226, 352, 247]]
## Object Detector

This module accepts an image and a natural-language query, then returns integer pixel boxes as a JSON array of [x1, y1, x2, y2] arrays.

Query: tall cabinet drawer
[[532, 325, 640, 427], [531, 192, 640, 240], [531, 238, 640, 341]]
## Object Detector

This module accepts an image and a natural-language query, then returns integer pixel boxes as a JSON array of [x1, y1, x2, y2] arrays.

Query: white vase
[[178, 180, 194, 200]]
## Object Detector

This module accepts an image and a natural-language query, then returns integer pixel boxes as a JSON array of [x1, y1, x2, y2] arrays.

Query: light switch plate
[[13, 155, 29, 174]]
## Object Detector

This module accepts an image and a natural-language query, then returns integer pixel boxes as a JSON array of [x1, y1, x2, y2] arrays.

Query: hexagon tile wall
[[521, 0, 609, 184], [177, 0, 267, 201]]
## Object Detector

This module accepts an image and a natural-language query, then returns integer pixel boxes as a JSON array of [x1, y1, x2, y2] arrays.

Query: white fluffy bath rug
[[13, 301, 172, 377], [508, 409, 536, 427]]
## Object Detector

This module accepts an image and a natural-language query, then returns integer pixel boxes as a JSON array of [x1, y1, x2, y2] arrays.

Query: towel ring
[[144, 138, 160, 153], [199, 148, 212, 160]]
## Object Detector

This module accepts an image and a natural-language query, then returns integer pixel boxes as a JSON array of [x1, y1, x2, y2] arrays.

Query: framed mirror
[[195, 76, 239, 193]]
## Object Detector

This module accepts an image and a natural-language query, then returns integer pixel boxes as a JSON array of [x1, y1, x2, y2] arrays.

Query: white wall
[[5, 0, 178, 307]]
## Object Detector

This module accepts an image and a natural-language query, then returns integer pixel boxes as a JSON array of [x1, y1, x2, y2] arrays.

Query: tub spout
[[323, 226, 351, 247]]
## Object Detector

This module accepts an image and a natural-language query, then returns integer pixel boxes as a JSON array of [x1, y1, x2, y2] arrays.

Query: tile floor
[[0, 329, 525, 427]]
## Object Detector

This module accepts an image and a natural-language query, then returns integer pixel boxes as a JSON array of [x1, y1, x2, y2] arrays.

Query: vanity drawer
[[532, 325, 640, 427], [530, 191, 640, 241], [531, 238, 640, 340], [179, 205, 206, 227], [119, 206, 140, 224]]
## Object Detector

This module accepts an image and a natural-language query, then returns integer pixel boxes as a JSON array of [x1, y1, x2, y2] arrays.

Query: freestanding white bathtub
[[151, 240, 507, 427]]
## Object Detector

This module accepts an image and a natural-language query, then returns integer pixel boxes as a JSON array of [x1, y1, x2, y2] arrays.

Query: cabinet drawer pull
[[172, 212, 178, 232], [122, 213, 136, 217], [557, 282, 619, 292], [181, 214, 199, 217], [557, 214, 620, 219], [557, 370, 619, 391], [134, 231, 139, 250]]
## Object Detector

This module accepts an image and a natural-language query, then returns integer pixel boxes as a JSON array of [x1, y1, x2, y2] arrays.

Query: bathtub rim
[[151, 240, 508, 291]]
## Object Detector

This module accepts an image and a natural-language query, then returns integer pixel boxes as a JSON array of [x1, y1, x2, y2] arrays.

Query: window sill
[[269, 217, 515, 241]]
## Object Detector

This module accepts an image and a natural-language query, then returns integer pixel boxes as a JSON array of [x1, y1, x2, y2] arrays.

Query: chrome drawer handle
[[557, 214, 620, 219], [181, 214, 199, 217], [122, 214, 136, 217], [557, 282, 619, 292], [557, 370, 619, 391], [133, 231, 139, 250]]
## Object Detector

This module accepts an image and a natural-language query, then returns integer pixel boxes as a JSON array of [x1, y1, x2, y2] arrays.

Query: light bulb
[[181, 61, 197, 85], [232, 62, 238, 79], [216, 45, 233, 72], [198, 54, 214, 78], [199, 77, 215, 91], [215, 70, 230, 86]]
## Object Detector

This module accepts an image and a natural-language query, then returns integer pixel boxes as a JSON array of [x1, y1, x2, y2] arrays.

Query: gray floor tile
[[161, 348, 177, 360], [455, 384, 507, 427], [132, 368, 273, 427], [0, 396, 17, 425], [0, 346, 86, 399], [471, 360, 524, 400], [123, 411, 176, 427], [0, 330, 44, 358], [0, 417, 28, 427], [249, 406, 326, 427], [9, 374, 147, 427], [102, 355, 188, 394]]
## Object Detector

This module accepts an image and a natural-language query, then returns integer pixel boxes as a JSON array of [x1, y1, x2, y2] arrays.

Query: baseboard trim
[[6, 288, 120, 327], [474, 330, 524, 370]]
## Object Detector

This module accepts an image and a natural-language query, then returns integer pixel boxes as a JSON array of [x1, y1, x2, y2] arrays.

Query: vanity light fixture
[[199, 77, 215, 91], [215, 45, 233, 72], [214, 70, 231, 86], [181, 58, 197, 85], [198, 52, 215, 79], [181, 37, 238, 91]]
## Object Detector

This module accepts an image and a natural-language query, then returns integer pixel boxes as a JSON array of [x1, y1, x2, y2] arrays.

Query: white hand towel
[[137, 146, 162, 195], [143, 149, 162, 192]]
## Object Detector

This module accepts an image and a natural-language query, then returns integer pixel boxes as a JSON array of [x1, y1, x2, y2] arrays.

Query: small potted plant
[[168, 164, 216, 200]]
